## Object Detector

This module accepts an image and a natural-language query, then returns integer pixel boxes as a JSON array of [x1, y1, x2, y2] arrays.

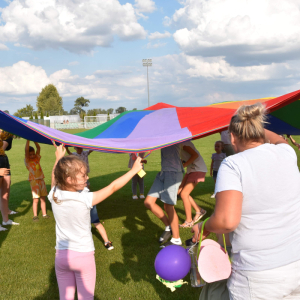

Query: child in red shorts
[[25, 140, 49, 221]]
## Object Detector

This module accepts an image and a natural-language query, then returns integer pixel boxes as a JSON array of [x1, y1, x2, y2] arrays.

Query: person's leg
[[94, 222, 109, 243], [131, 174, 138, 196], [40, 196, 47, 216], [39, 180, 49, 217], [0, 177, 9, 222], [144, 196, 169, 226], [74, 252, 96, 300], [164, 204, 179, 239], [180, 182, 197, 223], [30, 180, 40, 218], [55, 250, 76, 300], [138, 176, 144, 195], [177, 174, 188, 196], [3, 175, 13, 214], [33, 198, 39, 216]]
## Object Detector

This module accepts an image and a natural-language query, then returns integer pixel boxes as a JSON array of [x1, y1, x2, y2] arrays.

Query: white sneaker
[[210, 194, 215, 198], [9, 210, 18, 215], [132, 195, 138, 200], [0, 225, 8, 231], [2, 219, 19, 226], [139, 194, 145, 199]]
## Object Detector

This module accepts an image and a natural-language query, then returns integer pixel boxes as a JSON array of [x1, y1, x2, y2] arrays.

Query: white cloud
[[163, 16, 171, 27], [0, 0, 147, 53], [134, 0, 156, 13], [2, 56, 300, 114], [0, 61, 50, 94], [172, 0, 300, 63], [68, 61, 79, 66], [148, 31, 171, 40], [146, 42, 167, 49], [0, 43, 8, 50], [185, 55, 291, 82]]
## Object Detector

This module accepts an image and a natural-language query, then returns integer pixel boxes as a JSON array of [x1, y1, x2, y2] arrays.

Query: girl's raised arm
[[25, 140, 30, 159], [65, 146, 72, 155], [92, 157, 143, 206], [51, 145, 66, 189], [34, 142, 41, 156]]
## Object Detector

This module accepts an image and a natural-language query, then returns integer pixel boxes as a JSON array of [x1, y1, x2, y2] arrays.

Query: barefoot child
[[210, 141, 226, 198], [128, 153, 147, 199], [66, 146, 114, 251], [25, 140, 49, 221], [49, 145, 142, 299], [144, 144, 184, 247], [178, 141, 207, 228]]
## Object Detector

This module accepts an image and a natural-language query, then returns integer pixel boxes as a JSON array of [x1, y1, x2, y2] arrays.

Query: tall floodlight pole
[[142, 59, 152, 107]]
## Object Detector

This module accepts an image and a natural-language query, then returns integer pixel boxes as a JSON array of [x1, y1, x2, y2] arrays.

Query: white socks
[[165, 225, 171, 231], [170, 237, 182, 245], [2, 219, 19, 226]]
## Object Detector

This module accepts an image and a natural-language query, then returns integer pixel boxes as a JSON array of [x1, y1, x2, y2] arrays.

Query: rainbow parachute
[[0, 89, 299, 153]]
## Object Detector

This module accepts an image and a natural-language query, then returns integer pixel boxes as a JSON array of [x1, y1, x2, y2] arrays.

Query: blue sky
[[1, 0, 300, 114]]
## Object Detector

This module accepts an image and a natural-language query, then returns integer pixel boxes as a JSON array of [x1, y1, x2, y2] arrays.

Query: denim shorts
[[148, 171, 183, 205], [90, 206, 100, 224]]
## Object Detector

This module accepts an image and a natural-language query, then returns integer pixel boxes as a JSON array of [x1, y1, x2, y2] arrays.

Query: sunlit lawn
[[1, 131, 299, 300]]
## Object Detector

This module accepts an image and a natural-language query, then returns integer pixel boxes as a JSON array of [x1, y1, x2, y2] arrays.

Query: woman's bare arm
[[191, 190, 243, 241], [265, 129, 289, 145]]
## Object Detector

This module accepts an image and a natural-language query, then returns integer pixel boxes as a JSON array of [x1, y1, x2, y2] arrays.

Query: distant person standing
[[128, 153, 147, 200], [210, 141, 226, 198], [220, 130, 235, 157]]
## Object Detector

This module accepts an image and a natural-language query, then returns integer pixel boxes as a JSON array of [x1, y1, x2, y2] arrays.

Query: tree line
[[13, 84, 137, 118]]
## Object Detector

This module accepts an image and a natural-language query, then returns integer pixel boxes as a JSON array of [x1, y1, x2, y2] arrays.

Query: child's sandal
[[193, 209, 207, 224], [179, 221, 194, 228]]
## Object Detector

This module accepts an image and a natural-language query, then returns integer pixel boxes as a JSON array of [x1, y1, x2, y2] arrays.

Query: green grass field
[[1, 132, 300, 300]]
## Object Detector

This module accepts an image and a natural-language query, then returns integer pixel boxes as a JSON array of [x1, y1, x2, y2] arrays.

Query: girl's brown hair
[[228, 102, 267, 143], [53, 155, 87, 204]]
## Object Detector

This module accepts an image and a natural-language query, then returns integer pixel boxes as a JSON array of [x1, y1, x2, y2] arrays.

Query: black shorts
[[0, 155, 11, 177]]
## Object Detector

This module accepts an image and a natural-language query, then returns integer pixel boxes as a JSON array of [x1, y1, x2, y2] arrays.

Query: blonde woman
[[191, 103, 300, 299]]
